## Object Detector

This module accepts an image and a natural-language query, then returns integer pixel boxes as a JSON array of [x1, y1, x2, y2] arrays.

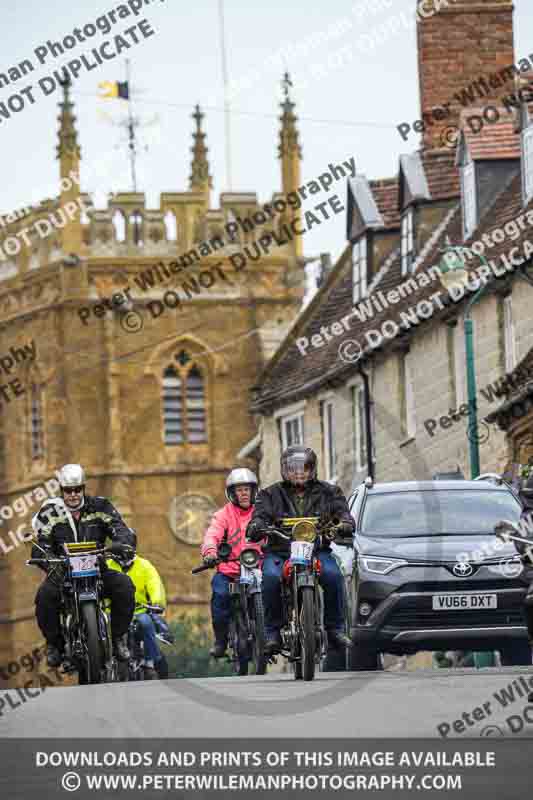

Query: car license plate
[[432, 593, 497, 610]]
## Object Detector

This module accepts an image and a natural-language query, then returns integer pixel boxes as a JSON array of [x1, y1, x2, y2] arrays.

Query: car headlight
[[360, 556, 408, 575]]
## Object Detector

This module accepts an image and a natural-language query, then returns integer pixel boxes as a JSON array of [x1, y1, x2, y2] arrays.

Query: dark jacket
[[248, 479, 354, 556], [31, 495, 135, 561]]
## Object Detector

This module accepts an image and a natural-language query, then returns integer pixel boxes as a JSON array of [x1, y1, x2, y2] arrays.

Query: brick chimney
[[416, 0, 515, 150]]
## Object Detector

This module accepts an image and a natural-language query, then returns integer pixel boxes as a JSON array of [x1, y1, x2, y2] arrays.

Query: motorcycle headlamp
[[360, 556, 408, 575], [240, 548, 260, 568], [291, 519, 317, 543]]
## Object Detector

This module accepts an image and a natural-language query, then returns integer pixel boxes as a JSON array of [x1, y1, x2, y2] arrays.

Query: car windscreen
[[360, 490, 522, 537]]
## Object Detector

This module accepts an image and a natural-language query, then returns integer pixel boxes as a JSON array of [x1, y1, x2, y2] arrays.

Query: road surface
[[3, 666, 533, 738]]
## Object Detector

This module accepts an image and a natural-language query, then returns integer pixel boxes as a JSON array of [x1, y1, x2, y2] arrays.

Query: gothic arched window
[[112, 210, 126, 243], [30, 383, 45, 460], [162, 367, 183, 445], [162, 351, 207, 445], [164, 210, 177, 242], [130, 211, 144, 246]]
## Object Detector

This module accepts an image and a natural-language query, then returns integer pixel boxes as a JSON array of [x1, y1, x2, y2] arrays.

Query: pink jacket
[[201, 502, 263, 578]]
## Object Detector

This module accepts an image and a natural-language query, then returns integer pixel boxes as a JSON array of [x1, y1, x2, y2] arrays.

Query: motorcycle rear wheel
[[299, 587, 316, 681], [81, 603, 104, 684]]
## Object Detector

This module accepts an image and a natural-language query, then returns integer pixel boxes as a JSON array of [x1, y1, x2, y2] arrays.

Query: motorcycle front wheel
[[250, 594, 268, 676], [299, 587, 316, 681], [81, 602, 104, 684]]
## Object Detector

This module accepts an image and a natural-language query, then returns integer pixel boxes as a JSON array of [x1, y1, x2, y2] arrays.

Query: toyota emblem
[[452, 561, 474, 577]]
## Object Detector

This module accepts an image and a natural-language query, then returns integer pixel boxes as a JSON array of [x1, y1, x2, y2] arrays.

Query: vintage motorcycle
[[126, 602, 174, 681], [27, 540, 120, 685], [192, 535, 267, 676], [262, 516, 350, 681]]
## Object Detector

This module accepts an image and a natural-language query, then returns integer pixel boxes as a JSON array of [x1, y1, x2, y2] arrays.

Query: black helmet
[[112, 529, 137, 569], [280, 446, 317, 487]]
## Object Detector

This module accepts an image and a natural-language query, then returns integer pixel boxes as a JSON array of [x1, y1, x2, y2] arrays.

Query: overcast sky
[[2, 0, 532, 266]]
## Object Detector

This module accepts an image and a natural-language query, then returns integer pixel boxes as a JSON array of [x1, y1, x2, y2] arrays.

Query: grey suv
[[347, 479, 530, 669]]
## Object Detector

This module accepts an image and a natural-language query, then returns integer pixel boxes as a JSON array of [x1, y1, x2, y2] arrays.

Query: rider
[[201, 468, 262, 659], [107, 533, 167, 680], [31, 464, 136, 667], [246, 445, 354, 655]]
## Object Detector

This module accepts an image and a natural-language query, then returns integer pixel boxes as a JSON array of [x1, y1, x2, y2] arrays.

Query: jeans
[[211, 572, 232, 641], [135, 613, 162, 664], [262, 551, 345, 637]]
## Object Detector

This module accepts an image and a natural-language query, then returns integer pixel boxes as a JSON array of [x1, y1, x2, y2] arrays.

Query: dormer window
[[352, 235, 367, 304], [462, 158, 477, 238], [522, 126, 533, 204], [401, 208, 415, 275]]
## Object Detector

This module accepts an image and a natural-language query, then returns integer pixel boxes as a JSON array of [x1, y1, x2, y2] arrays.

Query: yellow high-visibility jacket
[[107, 555, 166, 614]]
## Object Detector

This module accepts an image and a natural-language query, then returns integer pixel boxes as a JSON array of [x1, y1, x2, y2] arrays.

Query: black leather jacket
[[247, 479, 354, 556], [31, 495, 135, 563]]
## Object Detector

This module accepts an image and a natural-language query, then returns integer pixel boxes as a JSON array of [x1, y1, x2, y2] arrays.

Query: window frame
[[523, 126, 533, 204], [280, 412, 305, 450], [321, 397, 337, 484], [352, 234, 368, 304], [401, 207, 415, 276], [503, 295, 517, 374], [462, 159, 477, 239], [162, 353, 208, 446]]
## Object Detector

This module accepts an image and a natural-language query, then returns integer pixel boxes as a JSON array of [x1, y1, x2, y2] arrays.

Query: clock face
[[168, 493, 217, 546]]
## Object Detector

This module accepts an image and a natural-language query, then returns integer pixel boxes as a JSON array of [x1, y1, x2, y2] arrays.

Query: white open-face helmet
[[58, 464, 86, 510], [225, 468, 258, 508]]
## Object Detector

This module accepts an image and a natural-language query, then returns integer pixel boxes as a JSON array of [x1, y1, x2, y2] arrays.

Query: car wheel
[[500, 641, 532, 666]]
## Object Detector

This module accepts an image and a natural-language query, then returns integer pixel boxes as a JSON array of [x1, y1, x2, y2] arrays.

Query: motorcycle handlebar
[[191, 556, 239, 575]]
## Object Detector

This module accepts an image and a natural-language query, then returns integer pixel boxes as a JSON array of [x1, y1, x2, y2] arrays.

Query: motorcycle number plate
[[290, 541, 313, 565], [70, 554, 99, 577], [239, 566, 253, 585]]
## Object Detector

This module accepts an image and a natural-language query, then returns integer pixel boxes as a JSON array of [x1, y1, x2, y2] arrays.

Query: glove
[[337, 521, 354, 537], [150, 604, 165, 615], [246, 523, 264, 543], [203, 553, 218, 567], [494, 520, 516, 541]]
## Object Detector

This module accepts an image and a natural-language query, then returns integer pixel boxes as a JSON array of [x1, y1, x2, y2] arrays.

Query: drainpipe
[[358, 364, 374, 481]]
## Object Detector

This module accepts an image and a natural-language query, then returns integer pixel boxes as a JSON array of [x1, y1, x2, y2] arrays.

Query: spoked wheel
[[81, 603, 104, 684], [299, 587, 316, 681], [250, 594, 268, 676], [237, 612, 250, 676]]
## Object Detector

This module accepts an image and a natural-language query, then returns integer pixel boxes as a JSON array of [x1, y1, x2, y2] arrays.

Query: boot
[[264, 631, 282, 656], [210, 622, 228, 659], [210, 640, 227, 659], [46, 644, 63, 668], [143, 666, 157, 680], [113, 634, 130, 662]]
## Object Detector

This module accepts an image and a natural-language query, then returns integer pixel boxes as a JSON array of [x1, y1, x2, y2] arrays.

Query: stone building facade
[[0, 78, 306, 682], [251, 0, 533, 495]]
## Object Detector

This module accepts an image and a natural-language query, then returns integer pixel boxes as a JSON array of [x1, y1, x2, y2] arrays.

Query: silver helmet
[[58, 464, 86, 510], [225, 468, 258, 507], [58, 464, 86, 487]]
